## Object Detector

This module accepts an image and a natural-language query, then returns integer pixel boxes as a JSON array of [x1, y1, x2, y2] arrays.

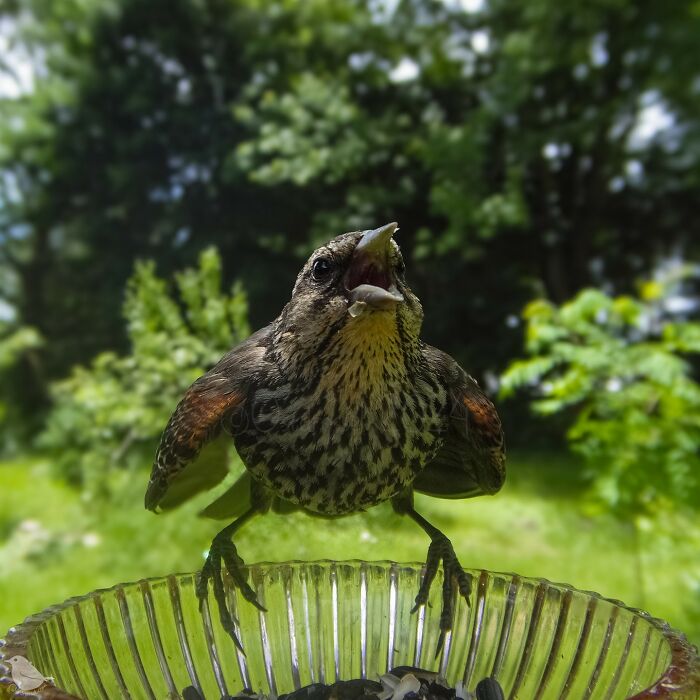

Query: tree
[[1, 0, 699, 442]]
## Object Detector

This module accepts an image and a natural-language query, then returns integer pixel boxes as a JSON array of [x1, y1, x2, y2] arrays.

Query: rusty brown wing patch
[[145, 380, 244, 511], [461, 384, 505, 454], [459, 379, 506, 492], [414, 350, 505, 500]]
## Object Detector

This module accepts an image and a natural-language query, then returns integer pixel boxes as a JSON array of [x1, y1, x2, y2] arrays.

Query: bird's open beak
[[345, 222, 404, 311]]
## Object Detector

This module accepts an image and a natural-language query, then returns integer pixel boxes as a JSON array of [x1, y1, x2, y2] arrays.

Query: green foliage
[[234, 74, 366, 188], [501, 283, 700, 514], [39, 248, 250, 497], [0, 326, 42, 371], [2, 0, 699, 431]]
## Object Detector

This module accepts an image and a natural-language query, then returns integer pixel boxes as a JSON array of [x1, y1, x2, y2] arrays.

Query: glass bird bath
[[1, 561, 699, 699]]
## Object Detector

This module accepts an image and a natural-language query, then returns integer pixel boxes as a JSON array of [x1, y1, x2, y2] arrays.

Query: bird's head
[[274, 222, 423, 370]]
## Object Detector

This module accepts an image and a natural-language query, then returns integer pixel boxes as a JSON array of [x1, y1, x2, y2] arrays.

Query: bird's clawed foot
[[412, 533, 472, 655], [196, 533, 265, 653]]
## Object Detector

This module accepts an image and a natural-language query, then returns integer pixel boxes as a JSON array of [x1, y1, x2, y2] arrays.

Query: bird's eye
[[312, 257, 334, 281]]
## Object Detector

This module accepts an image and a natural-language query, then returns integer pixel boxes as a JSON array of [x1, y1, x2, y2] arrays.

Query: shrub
[[40, 248, 250, 499], [501, 282, 700, 514]]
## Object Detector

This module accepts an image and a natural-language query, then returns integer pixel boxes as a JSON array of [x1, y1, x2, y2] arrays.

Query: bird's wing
[[10, 656, 48, 691], [144, 326, 271, 512], [198, 471, 301, 520], [413, 345, 505, 500], [198, 471, 253, 520]]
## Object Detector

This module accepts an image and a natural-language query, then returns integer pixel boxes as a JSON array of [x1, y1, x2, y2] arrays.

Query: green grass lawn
[[1, 452, 699, 647]]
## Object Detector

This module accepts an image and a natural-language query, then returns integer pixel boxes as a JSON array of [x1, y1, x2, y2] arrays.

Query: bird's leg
[[392, 490, 472, 655], [196, 488, 270, 652]]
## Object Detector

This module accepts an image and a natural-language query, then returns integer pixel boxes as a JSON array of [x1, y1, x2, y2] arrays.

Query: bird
[[145, 222, 505, 653], [5, 655, 54, 692]]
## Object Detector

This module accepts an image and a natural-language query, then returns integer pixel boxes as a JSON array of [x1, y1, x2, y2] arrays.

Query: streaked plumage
[[146, 223, 505, 652]]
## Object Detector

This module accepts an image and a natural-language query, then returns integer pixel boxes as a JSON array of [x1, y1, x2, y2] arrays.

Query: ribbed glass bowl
[[1, 561, 699, 700]]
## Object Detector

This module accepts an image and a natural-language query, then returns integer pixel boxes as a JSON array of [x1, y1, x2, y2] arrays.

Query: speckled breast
[[234, 343, 448, 515]]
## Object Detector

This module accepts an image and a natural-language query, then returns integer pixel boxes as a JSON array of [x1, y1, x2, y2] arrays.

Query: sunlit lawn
[[1, 452, 698, 646]]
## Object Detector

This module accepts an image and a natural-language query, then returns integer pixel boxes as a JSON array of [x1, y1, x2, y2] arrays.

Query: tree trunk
[[15, 227, 51, 412]]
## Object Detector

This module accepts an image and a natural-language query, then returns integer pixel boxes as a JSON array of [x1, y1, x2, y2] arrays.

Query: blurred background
[[0, 0, 699, 646]]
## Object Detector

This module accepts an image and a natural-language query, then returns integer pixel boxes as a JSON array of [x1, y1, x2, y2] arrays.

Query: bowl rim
[[1, 560, 698, 700]]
